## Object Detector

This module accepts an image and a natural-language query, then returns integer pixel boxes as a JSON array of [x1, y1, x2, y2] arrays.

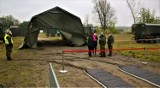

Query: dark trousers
[[100, 45, 106, 57], [5, 45, 12, 60], [88, 46, 94, 57], [108, 44, 113, 55], [93, 41, 97, 54]]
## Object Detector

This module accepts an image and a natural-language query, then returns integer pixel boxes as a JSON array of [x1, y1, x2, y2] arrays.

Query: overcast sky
[[0, 0, 159, 26]]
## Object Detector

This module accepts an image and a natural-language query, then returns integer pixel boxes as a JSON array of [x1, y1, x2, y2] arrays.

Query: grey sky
[[0, 0, 159, 26]]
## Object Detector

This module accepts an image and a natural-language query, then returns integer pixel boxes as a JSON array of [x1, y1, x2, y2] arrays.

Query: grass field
[[112, 33, 160, 62], [0, 33, 159, 87], [0, 33, 159, 62], [0, 35, 49, 87]]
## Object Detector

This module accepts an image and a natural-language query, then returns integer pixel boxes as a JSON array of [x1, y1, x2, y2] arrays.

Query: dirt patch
[[0, 43, 160, 87]]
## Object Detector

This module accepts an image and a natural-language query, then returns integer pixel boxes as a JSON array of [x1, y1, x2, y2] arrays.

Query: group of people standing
[[87, 31, 114, 57], [3, 29, 114, 60]]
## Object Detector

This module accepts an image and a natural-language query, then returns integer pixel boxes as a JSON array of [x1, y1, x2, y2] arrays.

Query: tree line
[[88, 0, 160, 32], [1, 0, 160, 31], [126, 0, 160, 24], [0, 15, 29, 29]]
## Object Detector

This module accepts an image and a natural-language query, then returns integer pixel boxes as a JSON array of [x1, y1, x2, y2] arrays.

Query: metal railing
[[48, 63, 60, 88]]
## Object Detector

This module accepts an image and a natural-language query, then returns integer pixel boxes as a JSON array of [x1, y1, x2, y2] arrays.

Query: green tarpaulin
[[20, 6, 86, 48]]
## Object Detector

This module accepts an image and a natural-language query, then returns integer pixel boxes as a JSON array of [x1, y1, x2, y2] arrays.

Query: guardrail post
[[60, 51, 67, 73], [142, 48, 147, 64]]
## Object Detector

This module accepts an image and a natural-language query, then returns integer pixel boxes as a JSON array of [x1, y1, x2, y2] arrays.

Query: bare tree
[[93, 0, 117, 31], [84, 14, 89, 26], [126, 0, 141, 24]]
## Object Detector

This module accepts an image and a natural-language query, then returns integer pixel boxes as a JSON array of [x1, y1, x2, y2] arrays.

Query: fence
[[59, 47, 160, 72], [63, 48, 160, 52]]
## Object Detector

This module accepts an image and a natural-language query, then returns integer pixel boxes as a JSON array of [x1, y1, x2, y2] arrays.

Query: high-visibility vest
[[4, 34, 13, 44]]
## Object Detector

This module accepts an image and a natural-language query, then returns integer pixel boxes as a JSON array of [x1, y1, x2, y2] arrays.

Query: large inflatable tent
[[20, 6, 86, 48]]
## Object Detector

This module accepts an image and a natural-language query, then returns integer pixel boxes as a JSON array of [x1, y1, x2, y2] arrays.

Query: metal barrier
[[63, 48, 160, 52], [62, 48, 160, 68], [57, 47, 159, 86], [48, 63, 60, 88], [59, 47, 160, 74], [59, 51, 67, 73]]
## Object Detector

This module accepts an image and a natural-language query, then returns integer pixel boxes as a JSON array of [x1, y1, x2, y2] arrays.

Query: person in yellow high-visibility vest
[[4, 29, 13, 60]]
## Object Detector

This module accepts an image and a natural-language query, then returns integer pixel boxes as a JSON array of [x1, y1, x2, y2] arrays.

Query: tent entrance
[[37, 29, 68, 47]]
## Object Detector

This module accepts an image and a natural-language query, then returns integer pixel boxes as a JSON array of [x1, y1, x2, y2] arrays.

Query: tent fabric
[[21, 6, 86, 48]]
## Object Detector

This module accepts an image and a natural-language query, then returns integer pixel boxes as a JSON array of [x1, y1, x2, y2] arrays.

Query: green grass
[[0, 35, 48, 87], [1, 33, 159, 62], [92, 33, 160, 62], [0, 33, 159, 87], [113, 33, 160, 62], [38, 33, 62, 40]]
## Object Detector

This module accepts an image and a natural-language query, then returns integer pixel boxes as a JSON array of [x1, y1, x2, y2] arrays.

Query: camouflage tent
[[20, 6, 86, 48]]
